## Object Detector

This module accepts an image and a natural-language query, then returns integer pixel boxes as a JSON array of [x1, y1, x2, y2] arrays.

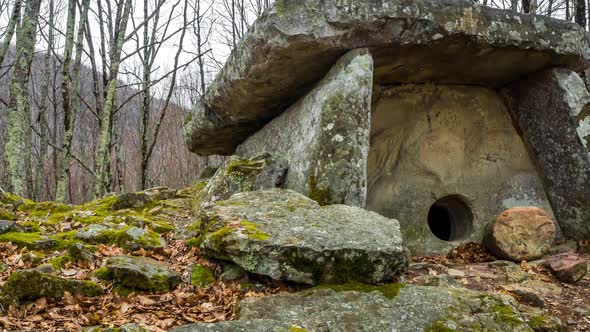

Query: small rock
[[84, 324, 147, 332], [502, 284, 546, 307], [75, 225, 165, 250], [545, 252, 588, 283], [190, 265, 215, 288], [413, 274, 460, 288], [68, 243, 94, 263], [547, 240, 579, 256], [0, 220, 16, 234], [0, 270, 102, 306], [221, 264, 246, 281], [105, 256, 181, 292], [34, 264, 57, 274], [446, 268, 465, 277], [111, 192, 152, 210], [484, 207, 556, 262]]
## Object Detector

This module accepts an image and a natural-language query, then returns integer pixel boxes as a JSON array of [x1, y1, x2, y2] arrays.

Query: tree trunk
[[576, 0, 586, 29], [0, 0, 23, 67], [35, 0, 55, 201], [94, 0, 133, 198], [5, 0, 42, 197]]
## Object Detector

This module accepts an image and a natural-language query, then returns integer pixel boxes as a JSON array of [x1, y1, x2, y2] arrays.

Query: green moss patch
[[313, 282, 406, 300], [190, 265, 215, 288], [1, 270, 102, 306], [0, 232, 56, 250]]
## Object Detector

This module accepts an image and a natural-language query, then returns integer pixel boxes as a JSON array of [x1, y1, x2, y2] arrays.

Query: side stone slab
[[235, 48, 373, 207], [504, 68, 590, 240]]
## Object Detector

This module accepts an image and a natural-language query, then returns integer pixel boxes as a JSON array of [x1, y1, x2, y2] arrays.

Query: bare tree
[[5, 0, 42, 196]]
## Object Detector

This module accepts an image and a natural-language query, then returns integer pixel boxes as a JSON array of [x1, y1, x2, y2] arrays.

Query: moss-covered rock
[[190, 265, 215, 288], [0, 206, 16, 221], [195, 155, 287, 213], [0, 232, 56, 250], [1, 269, 102, 306], [111, 192, 153, 210], [68, 242, 95, 262], [198, 189, 407, 285], [104, 256, 181, 292], [74, 224, 165, 250], [0, 220, 16, 234]]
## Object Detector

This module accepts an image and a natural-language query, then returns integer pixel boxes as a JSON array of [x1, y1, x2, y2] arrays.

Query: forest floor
[[0, 187, 588, 331]]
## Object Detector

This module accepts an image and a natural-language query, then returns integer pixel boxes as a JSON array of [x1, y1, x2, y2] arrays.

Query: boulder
[[0, 220, 16, 234], [173, 285, 563, 331], [197, 189, 408, 285], [185, 0, 590, 155], [484, 207, 556, 262], [103, 256, 181, 292], [545, 252, 588, 283], [0, 270, 102, 306]]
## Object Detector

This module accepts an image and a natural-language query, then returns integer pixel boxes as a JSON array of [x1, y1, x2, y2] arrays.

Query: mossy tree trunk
[[0, 0, 23, 67], [94, 0, 133, 198], [5, 0, 42, 197]]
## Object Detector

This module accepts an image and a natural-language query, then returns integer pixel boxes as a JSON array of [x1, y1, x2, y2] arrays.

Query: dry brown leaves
[[0, 237, 282, 332], [446, 242, 496, 264]]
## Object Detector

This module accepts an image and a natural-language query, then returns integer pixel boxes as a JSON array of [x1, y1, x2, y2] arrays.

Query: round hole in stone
[[427, 195, 473, 241]]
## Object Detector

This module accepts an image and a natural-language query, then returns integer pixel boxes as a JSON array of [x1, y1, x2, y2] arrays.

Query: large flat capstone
[[197, 189, 408, 285], [185, 0, 590, 155]]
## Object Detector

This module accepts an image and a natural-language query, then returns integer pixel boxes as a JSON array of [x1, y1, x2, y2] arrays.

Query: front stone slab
[[185, 0, 590, 155], [504, 68, 590, 240], [198, 189, 408, 285], [236, 49, 373, 207]]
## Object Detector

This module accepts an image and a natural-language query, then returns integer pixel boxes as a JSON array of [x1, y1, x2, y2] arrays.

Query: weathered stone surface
[[0, 220, 16, 234], [545, 252, 588, 283], [196, 154, 288, 212], [504, 68, 590, 240], [174, 285, 562, 331], [484, 207, 556, 262], [236, 48, 372, 207], [170, 320, 292, 332], [0, 270, 102, 306], [198, 189, 408, 285], [366, 85, 547, 253], [84, 324, 147, 332], [104, 256, 181, 292], [185, 0, 590, 155], [501, 279, 562, 308], [75, 224, 165, 250]]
